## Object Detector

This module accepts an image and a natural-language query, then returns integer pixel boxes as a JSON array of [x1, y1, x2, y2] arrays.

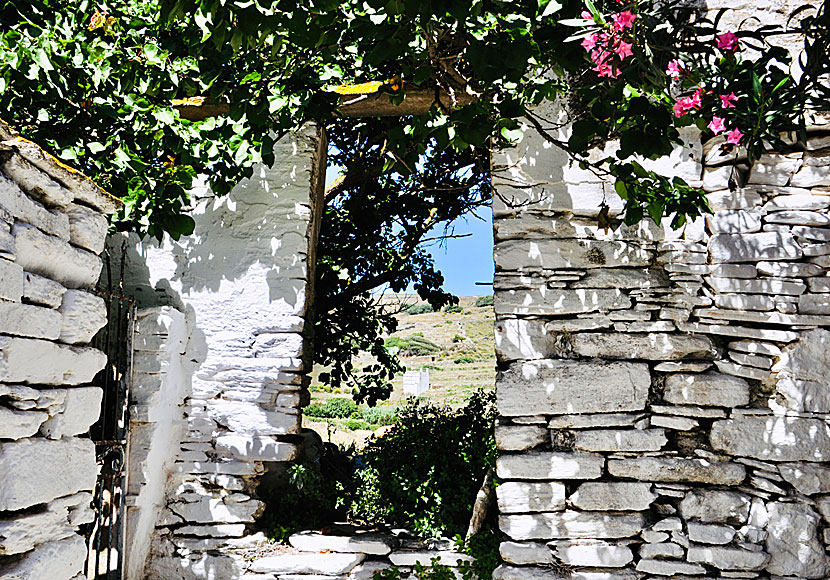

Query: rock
[[289, 532, 392, 555], [686, 522, 737, 544], [388, 550, 473, 566], [58, 290, 107, 344], [766, 502, 829, 578], [496, 482, 566, 513], [22, 271, 65, 308], [0, 258, 23, 302], [0, 336, 106, 385], [499, 541, 553, 565], [207, 399, 300, 436], [687, 546, 768, 570], [494, 239, 652, 271], [791, 225, 830, 241], [0, 535, 87, 580], [705, 276, 806, 295], [0, 174, 70, 238], [775, 376, 830, 413], [710, 415, 830, 462], [763, 194, 830, 211], [547, 413, 645, 429], [167, 497, 263, 524], [66, 203, 109, 253], [772, 328, 830, 383], [0, 437, 97, 511], [757, 261, 824, 277], [214, 435, 298, 462], [800, 293, 830, 314], [570, 333, 716, 360], [496, 426, 548, 451], [493, 565, 639, 580], [497, 451, 603, 480], [639, 542, 684, 559], [496, 287, 631, 316], [608, 457, 745, 485], [636, 559, 706, 576], [679, 490, 751, 524], [499, 511, 646, 540], [649, 405, 726, 418], [708, 232, 802, 263], [713, 293, 775, 311], [765, 210, 830, 226], [12, 223, 102, 289], [663, 372, 750, 407], [0, 493, 90, 555], [569, 482, 656, 511], [650, 415, 700, 430], [0, 407, 48, 440], [706, 210, 762, 234], [0, 300, 62, 339], [550, 540, 633, 567], [39, 387, 103, 439], [572, 429, 667, 452], [778, 463, 830, 495]]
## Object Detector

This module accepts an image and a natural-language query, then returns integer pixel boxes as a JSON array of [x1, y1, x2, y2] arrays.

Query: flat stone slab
[[494, 565, 639, 580], [497, 360, 650, 416], [708, 232, 802, 263], [766, 502, 830, 578], [289, 532, 392, 555], [248, 553, 365, 575], [569, 482, 657, 511], [388, 550, 473, 566], [497, 451, 603, 480], [0, 336, 106, 385], [573, 429, 667, 452], [550, 539, 633, 567], [570, 333, 716, 361], [679, 490, 751, 524], [495, 239, 652, 270], [663, 372, 750, 407], [500, 511, 646, 540], [778, 462, 830, 495], [496, 482, 566, 513], [607, 457, 746, 484], [710, 415, 830, 462]]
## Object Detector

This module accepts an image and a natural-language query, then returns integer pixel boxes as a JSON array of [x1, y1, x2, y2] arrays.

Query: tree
[[2, 0, 828, 400]]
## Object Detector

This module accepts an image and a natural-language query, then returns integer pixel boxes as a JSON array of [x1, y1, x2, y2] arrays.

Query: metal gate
[[82, 250, 135, 580]]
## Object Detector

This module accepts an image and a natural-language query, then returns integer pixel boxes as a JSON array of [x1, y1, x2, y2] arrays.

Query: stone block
[[636, 559, 706, 576], [497, 360, 650, 416], [550, 540, 633, 567], [766, 502, 829, 578], [499, 511, 646, 540], [757, 260, 824, 277], [0, 174, 69, 238], [547, 413, 645, 429], [496, 451, 603, 480], [664, 372, 750, 407], [764, 194, 830, 211], [776, 376, 830, 413], [679, 490, 751, 524], [12, 223, 102, 288], [765, 210, 830, 226], [0, 299, 62, 339], [58, 289, 107, 344], [710, 415, 830, 462], [495, 425, 548, 451], [288, 532, 392, 555], [39, 386, 102, 439], [569, 482, 656, 511], [800, 293, 830, 314], [495, 287, 631, 316], [572, 429, 666, 452], [706, 189, 763, 211], [494, 239, 652, 271], [686, 522, 736, 544], [1, 153, 73, 208], [570, 332, 716, 360], [493, 565, 639, 580], [0, 258, 23, 301], [0, 492, 90, 555], [208, 399, 301, 436], [388, 550, 473, 566], [706, 210, 762, 234], [248, 553, 366, 575], [0, 437, 97, 511], [0, 336, 106, 385], [708, 232, 802, 263], [214, 435, 299, 462], [607, 457, 746, 484], [168, 497, 263, 524], [66, 203, 108, 253], [0, 406, 48, 440], [705, 276, 806, 295], [22, 271, 65, 307], [778, 462, 830, 495], [499, 541, 553, 565], [713, 293, 775, 311], [496, 482, 566, 513], [0, 535, 87, 580]]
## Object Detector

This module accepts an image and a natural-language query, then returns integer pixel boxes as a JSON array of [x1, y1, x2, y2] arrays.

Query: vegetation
[[474, 295, 494, 308]]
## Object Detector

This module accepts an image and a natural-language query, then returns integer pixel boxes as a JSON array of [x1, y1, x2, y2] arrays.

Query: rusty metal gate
[[81, 250, 135, 580]]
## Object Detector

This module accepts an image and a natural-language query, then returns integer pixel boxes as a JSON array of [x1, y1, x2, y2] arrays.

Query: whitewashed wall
[[111, 126, 326, 580]]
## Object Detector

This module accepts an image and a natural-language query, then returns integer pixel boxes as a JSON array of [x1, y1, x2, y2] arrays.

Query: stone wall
[[491, 102, 830, 580], [0, 120, 121, 579], [111, 126, 326, 579]]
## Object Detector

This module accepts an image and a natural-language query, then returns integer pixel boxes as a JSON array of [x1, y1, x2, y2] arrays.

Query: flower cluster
[[581, 10, 637, 78]]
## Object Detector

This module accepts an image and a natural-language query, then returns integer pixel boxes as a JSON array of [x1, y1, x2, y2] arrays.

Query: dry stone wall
[[491, 108, 830, 580], [0, 120, 120, 579]]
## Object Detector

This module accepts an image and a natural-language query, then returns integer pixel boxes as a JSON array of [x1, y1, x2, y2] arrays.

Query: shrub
[[343, 418, 374, 431], [444, 304, 462, 313], [451, 334, 465, 343], [304, 398, 359, 419], [474, 295, 494, 307], [405, 304, 434, 315], [361, 405, 398, 425], [454, 356, 476, 364], [405, 336, 441, 356]]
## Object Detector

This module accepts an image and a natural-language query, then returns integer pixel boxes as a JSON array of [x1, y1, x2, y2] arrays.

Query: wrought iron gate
[[82, 250, 135, 580]]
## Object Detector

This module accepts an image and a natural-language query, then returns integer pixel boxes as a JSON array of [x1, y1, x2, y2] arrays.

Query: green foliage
[[405, 304, 436, 315], [350, 390, 497, 538], [453, 356, 476, 364], [457, 528, 504, 580], [444, 304, 463, 313], [474, 295, 494, 307], [382, 335, 442, 356], [304, 398, 359, 419]]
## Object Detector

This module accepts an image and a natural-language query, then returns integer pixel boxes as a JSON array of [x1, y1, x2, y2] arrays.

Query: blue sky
[[325, 164, 494, 297]]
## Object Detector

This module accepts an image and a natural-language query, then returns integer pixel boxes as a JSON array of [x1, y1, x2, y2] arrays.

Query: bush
[[444, 304, 462, 313], [405, 304, 434, 315], [454, 356, 476, 364], [405, 336, 441, 356], [451, 334, 465, 343], [361, 405, 398, 425], [304, 398, 359, 419], [343, 418, 374, 431], [474, 295, 494, 307], [350, 390, 497, 538]]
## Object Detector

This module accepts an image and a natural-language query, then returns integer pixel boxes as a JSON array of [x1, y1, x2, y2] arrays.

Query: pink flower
[[615, 39, 633, 59], [582, 33, 599, 52], [708, 116, 726, 134], [673, 97, 692, 117], [690, 88, 703, 109], [666, 59, 684, 79], [719, 92, 738, 108], [716, 31, 739, 51], [581, 10, 593, 19], [613, 10, 637, 30], [726, 128, 744, 144]]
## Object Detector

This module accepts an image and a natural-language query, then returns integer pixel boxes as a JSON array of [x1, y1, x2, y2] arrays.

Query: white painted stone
[[495, 287, 631, 316], [710, 415, 830, 462], [687, 522, 737, 544], [697, 307, 830, 326], [495, 239, 652, 271], [650, 415, 699, 430], [496, 451, 603, 480], [766, 210, 830, 226], [495, 425, 548, 451], [496, 482, 566, 513], [0, 258, 23, 301], [499, 511, 646, 540], [636, 559, 706, 575], [499, 541, 553, 565], [679, 321, 799, 343], [22, 271, 65, 307], [607, 457, 746, 484], [773, 328, 830, 383], [0, 535, 87, 580], [791, 152, 830, 187], [763, 194, 830, 211], [39, 386, 102, 439], [497, 360, 650, 416], [0, 437, 97, 511], [569, 482, 656, 511], [799, 293, 830, 313], [638, 542, 684, 559], [550, 540, 633, 567], [791, 225, 830, 241], [713, 293, 775, 311], [0, 406, 48, 439], [775, 376, 830, 413], [757, 261, 824, 277], [650, 405, 726, 418], [547, 413, 645, 429], [214, 435, 298, 462], [0, 299, 62, 339], [766, 502, 829, 578], [778, 463, 830, 495], [66, 203, 108, 253], [12, 223, 101, 288], [572, 429, 667, 452], [706, 210, 762, 234], [706, 189, 763, 211], [687, 545, 768, 570], [2, 153, 73, 207], [708, 232, 802, 263], [0, 174, 70, 238], [570, 332, 715, 360], [248, 553, 366, 575], [0, 492, 90, 555], [289, 532, 392, 555], [705, 276, 806, 295], [664, 372, 750, 407], [0, 336, 106, 385], [58, 289, 107, 344], [493, 565, 638, 580], [389, 550, 473, 566], [208, 399, 300, 436], [168, 497, 263, 523]]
